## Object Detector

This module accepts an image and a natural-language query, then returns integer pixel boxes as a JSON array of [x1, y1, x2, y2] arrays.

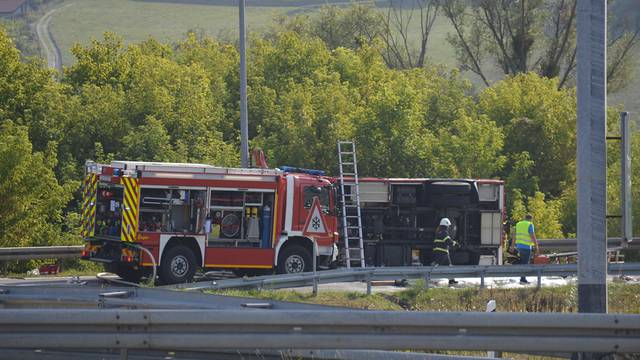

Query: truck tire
[[159, 245, 197, 284], [277, 245, 312, 274]]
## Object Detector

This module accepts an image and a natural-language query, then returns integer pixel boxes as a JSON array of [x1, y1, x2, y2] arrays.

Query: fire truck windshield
[[303, 186, 330, 209]]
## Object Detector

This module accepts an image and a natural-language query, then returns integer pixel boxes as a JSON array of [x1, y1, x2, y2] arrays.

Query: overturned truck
[[340, 178, 505, 266]]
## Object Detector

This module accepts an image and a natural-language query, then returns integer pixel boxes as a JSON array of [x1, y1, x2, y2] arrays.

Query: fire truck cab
[[80, 161, 339, 284]]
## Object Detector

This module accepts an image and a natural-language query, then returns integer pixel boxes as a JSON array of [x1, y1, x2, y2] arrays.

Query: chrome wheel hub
[[170, 255, 189, 277], [285, 255, 305, 273]]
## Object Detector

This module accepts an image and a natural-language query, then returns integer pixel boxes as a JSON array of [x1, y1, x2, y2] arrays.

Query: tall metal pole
[[577, 0, 607, 315], [239, 0, 249, 168], [621, 112, 632, 247]]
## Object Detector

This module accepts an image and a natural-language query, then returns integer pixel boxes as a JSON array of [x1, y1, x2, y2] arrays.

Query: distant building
[[0, 0, 29, 18]]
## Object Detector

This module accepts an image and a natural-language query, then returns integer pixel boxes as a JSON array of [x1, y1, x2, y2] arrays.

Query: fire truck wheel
[[277, 245, 312, 274], [159, 245, 197, 284]]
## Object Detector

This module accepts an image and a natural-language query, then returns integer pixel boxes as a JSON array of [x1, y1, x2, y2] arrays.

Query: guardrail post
[[424, 271, 430, 290], [312, 277, 318, 297], [120, 348, 128, 360], [486, 300, 501, 358], [366, 272, 372, 295], [312, 238, 318, 296], [480, 271, 485, 290], [621, 111, 632, 248], [537, 270, 542, 289]]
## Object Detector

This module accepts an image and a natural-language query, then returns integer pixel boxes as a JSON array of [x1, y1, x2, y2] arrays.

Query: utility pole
[[621, 112, 632, 248], [239, 0, 249, 168], [577, 0, 607, 318]]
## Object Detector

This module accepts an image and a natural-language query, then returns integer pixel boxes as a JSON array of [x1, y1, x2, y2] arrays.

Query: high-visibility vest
[[515, 220, 534, 247], [434, 236, 454, 253]]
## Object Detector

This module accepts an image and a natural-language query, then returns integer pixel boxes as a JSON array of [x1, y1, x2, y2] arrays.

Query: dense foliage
[[0, 20, 638, 252]]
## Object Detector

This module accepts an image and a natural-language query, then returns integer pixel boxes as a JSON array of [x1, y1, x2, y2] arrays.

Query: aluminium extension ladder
[[337, 141, 366, 268]]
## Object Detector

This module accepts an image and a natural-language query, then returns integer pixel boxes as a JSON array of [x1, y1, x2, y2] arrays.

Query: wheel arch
[[162, 236, 203, 268], [274, 236, 315, 266]]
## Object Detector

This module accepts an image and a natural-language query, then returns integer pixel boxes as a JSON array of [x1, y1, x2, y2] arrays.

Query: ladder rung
[[345, 215, 360, 219], [342, 173, 356, 176], [346, 226, 361, 229], [340, 152, 354, 155], [341, 162, 355, 165]]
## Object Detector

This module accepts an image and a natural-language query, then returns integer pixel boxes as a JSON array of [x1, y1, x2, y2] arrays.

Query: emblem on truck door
[[303, 197, 329, 236]]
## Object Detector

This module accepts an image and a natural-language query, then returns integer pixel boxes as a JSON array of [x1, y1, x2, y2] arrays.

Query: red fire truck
[[80, 160, 339, 284]]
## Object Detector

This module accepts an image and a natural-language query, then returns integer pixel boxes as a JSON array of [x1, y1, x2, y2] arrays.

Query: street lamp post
[[239, 0, 249, 168]]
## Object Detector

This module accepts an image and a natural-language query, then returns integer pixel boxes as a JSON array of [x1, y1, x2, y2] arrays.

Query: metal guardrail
[[0, 237, 635, 262], [0, 246, 83, 261], [0, 285, 342, 310], [0, 348, 498, 360], [538, 237, 639, 251], [0, 309, 638, 353], [168, 263, 640, 293]]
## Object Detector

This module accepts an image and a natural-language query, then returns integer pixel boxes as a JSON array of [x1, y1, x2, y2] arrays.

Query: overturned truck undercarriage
[[341, 178, 505, 267]]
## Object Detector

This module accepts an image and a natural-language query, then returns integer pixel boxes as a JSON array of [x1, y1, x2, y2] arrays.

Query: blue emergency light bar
[[278, 166, 326, 176]]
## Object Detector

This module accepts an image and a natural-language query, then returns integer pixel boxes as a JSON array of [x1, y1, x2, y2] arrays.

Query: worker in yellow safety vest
[[510, 214, 539, 284], [431, 218, 460, 285]]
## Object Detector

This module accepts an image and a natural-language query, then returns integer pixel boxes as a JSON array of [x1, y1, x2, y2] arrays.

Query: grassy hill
[[49, 0, 296, 65]]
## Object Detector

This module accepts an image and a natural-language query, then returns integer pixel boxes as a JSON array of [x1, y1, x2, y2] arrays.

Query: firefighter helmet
[[439, 218, 452, 227]]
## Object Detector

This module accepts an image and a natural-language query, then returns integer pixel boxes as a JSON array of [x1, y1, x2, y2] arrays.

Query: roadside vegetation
[[211, 282, 640, 359], [212, 282, 640, 313]]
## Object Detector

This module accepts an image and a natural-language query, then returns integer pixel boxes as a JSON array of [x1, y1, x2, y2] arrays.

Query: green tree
[[119, 116, 175, 162], [0, 121, 72, 248], [433, 114, 505, 178], [480, 73, 576, 197], [506, 152, 539, 196], [0, 26, 67, 152], [274, 2, 441, 69], [511, 189, 564, 239], [64, 33, 239, 168]]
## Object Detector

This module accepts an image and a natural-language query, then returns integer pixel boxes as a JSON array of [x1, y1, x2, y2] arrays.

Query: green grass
[[49, 0, 297, 65], [210, 282, 640, 314]]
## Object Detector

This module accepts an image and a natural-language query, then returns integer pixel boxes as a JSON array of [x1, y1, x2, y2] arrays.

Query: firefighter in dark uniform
[[431, 218, 459, 285]]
